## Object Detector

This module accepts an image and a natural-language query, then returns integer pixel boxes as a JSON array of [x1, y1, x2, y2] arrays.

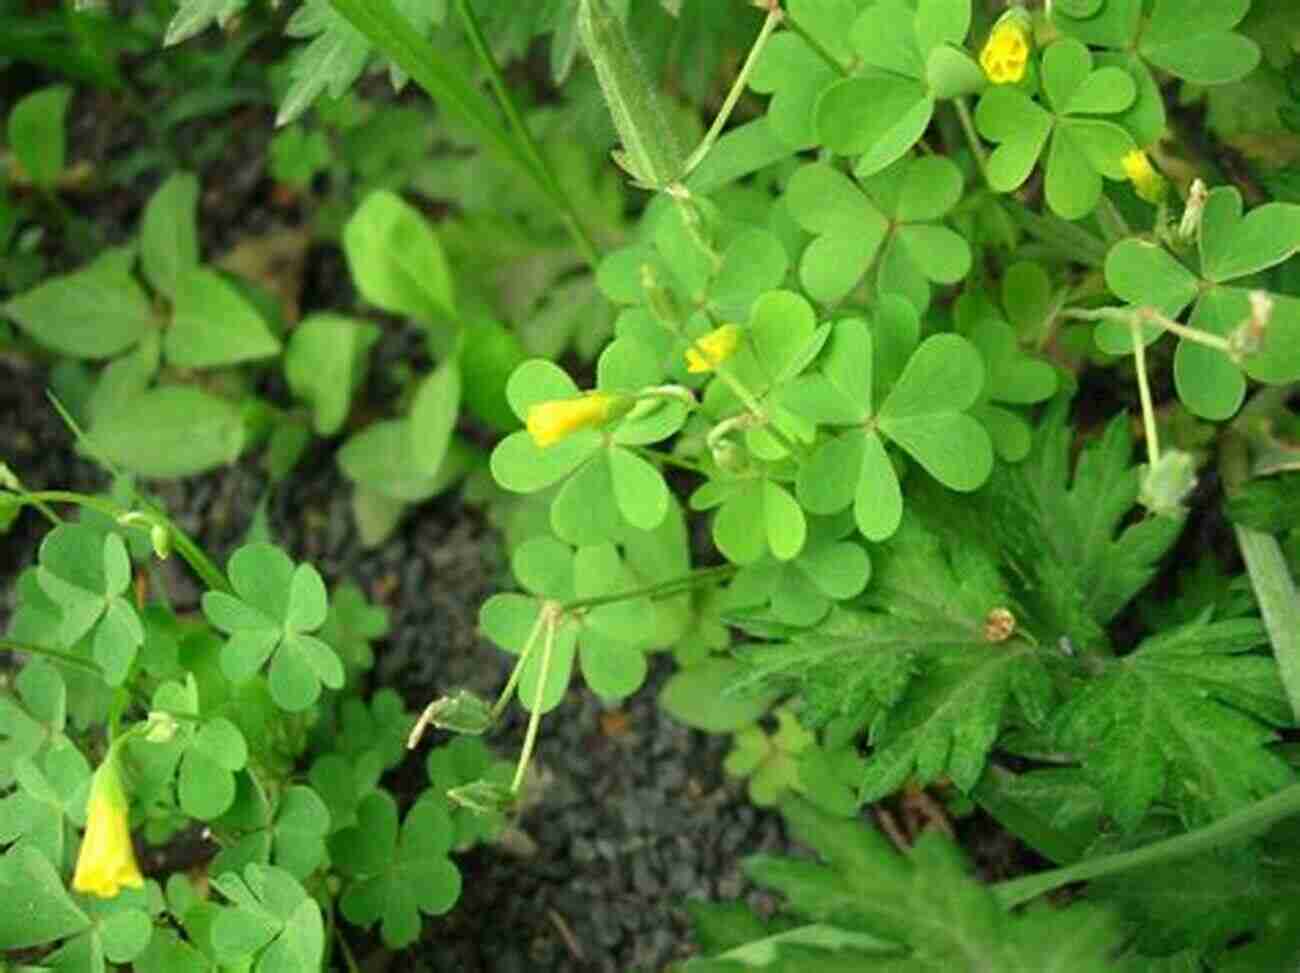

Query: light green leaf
[[165, 268, 282, 368], [90, 386, 246, 478], [343, 189, 455, 327], [140, 172, 200, 300], [7, 85, 71, 188], [409, 359, 462, 477]]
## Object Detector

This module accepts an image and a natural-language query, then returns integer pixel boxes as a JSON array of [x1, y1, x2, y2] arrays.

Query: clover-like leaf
[[787, 156, 969, 310], [1098, 190, 1300, 419], [479, 537, 655, 710], [424, 737, 512, 851], [35, 525, 143, 685], [129, 677, 249, 822], [976, 39, 1136, 219], [955, 290, 1059, 460], [816, 0, 979, 174], [789, 321, 992, 543], [330, 791, 461, 949], [491, 347, 681, 544], [748, 0, 858, 149], [724, 512, 871, 628], [0, 741, 90, 868], [212, 863, 325, 972], [202, 544, 343, 712], [0, 660, 67, 788], [316, 581, 388, 672]]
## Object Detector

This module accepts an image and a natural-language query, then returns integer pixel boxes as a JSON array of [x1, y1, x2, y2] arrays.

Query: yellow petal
[[526, 393, 616, 448], [1122, 149, 1167, 204], [980, 19, 1031, 85], [685, 323, 742, 374], [72, 760, 144, 899]]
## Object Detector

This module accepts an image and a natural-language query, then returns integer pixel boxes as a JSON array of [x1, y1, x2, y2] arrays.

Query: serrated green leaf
[[1054, 617, 1293, 829]]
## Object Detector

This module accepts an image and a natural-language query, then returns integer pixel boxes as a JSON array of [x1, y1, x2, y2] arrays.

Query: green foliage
[[211, 864, 325, 971], [330, 791, 461, 948], [683, 798, 1133, 971], [202, 543, 344, 711], [1098, 189, 1300, 419], [7, 85, 71, 189], [815, 0, 981, 173], [7, 0, 1300, 967], [36, 524, 143, 685], [981, 402, 1184, 649], [1053, 616, 1293, 830], [976, 38, 1136, 219]]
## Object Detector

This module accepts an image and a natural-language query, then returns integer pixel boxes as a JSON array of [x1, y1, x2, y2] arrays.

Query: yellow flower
[[685, 324, 741, 374], [72, 752, 144, 898], [980, 16, 1031, 85], [1122, 149, 1167, 204], [526, 393, 617, 448]]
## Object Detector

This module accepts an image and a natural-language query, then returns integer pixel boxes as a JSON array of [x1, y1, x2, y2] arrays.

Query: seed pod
[[578, 0, 685, 190]]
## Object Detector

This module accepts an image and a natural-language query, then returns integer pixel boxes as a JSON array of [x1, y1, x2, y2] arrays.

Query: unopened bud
[[1178, 179, 1208, 242], [149, 524, 171, 560], [144, 711, 179, 743], [710, 438, 746, 472], [983, 608, 1016, 643], [1139, 450, 1198, 518], [0, 462, 19, 492]]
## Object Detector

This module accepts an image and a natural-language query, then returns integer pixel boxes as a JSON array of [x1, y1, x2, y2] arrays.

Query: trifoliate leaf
[[330, 791, 461, 948], [201, 544, 343, 712]]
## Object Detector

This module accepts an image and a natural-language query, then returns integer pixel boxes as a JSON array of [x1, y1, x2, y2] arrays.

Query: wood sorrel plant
[[3, 0, 1300, 969], [441, 0, 1300, 967]]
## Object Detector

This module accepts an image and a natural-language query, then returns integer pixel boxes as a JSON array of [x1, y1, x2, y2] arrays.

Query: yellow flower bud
[[980, 16, 1031, 85], [72, 752, 144, 898], [526, 393, 617, 448], [1122, 149, 1167, 204], [685, 324, 742, 374]]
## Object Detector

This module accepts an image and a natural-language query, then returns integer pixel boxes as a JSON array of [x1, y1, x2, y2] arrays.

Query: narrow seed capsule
[[578, 0, 685, 189]]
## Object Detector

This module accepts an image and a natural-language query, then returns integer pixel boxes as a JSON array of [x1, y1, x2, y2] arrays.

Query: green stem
[[334, 923, 362, 973], [1094, 192, 1131, 243], [1062, 306, 1234, 356], [681, 4, 783, 179], [1130, 320, 1159, 468], [634, 446, 708, 475], [562, 565, 736, 612], [512, 614, 555, 794], [783, 10, 848, 75], [21, 490, 229, 594], [453, 0, 600, 270], [0, 638, 102, 673], [1235, 526, 1300, 723], [994, 782, 1300, 908], [953, 97, 988, 184], [489, 610, 549, 723]]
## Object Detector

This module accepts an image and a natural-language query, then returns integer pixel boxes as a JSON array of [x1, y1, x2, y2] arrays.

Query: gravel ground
[[0, 360, 796, 972]]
